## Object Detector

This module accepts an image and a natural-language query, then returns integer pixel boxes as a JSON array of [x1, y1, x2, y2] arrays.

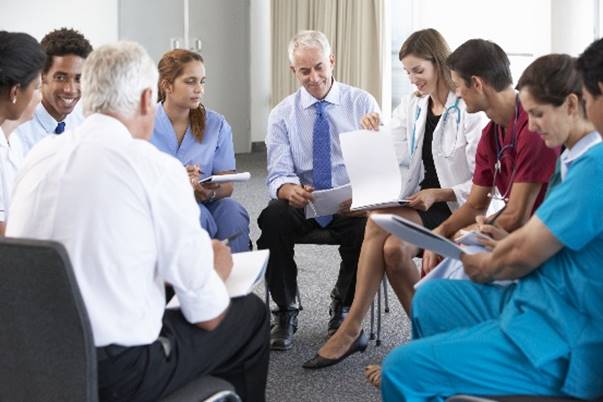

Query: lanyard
[[409, 96, 461, 157]]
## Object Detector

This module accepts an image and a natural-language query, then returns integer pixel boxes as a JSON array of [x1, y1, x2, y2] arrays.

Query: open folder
[[340, 129, 410, 211], [167, 249, 269, 309], [370, 213, 466, 260], [200, 171, 251, 184]]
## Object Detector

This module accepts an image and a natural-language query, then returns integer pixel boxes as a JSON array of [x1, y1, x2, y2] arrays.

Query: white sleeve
[[449, 110, 488, 204], [391, 96, 411, 167], [149, 158, 229, 324]]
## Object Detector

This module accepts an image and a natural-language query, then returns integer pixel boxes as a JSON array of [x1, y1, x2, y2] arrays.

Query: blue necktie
[[312, 101, 333, 227], [55, 122, 65, 134]]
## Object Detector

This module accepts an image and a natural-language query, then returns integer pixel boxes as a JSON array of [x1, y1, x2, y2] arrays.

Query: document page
[[304, 184, 352, 218], [166, 249, 269, 308], [340, 129, 409, 211], [200, 172, 251, 184], [226, 249, 269, 297], [370, 213, 464, 259]]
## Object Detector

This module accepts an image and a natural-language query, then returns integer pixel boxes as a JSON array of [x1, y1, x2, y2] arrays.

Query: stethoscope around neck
[[409, 97, 462, 158]]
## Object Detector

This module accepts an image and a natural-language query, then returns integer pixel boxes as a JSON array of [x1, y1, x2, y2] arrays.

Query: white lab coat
[[390, 91, 487, 211]]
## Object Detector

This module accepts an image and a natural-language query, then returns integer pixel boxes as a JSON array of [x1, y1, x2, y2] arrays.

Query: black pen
[[222, 230, 243, 247], [485, 204, 508, 225]]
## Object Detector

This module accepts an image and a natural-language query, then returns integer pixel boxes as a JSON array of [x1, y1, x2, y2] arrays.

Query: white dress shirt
[[14, 102, 85, 156], [7, 113, 229, 347], [0, 127, 25, 222], [265, 80, 380, 199]]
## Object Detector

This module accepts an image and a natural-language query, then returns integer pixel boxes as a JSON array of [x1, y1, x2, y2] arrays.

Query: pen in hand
[[485, 203, 508, 225], [222, 230, 243, 247]]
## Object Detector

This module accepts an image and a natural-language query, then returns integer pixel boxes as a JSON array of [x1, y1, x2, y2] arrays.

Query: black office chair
[[0, 237, 240, 402], [263, 228, 390, 342]]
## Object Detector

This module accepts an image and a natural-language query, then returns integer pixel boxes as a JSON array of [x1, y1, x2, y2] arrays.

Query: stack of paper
[[340, 129, 410, 211], [304, 184, 352, 218]]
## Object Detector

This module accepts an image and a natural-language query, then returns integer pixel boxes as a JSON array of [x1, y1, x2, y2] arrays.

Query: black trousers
[[257, 199, 366, 309], [97, 294, 270, 402]]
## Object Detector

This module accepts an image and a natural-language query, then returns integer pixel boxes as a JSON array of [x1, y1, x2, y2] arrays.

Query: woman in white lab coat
[[303, 28, 486, 370]]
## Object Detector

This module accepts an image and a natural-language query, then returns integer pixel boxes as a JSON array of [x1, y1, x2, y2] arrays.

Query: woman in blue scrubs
[[152, 49, 250, 252]]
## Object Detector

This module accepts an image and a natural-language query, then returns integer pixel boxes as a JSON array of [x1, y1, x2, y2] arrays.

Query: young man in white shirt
[[15, 28, 92, 155], [7, 41, 269, 402]]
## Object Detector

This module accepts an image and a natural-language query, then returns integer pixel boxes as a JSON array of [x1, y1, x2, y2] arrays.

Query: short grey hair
[[80, 41, 158, 117], [288, 30, 332, 64]]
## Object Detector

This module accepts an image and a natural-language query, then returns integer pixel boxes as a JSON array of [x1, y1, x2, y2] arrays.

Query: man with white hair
[[7, 41, 269, 402], [257, 30, 380, 351]]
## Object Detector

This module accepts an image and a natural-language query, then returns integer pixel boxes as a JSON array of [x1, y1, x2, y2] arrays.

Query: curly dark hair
[[40, 28, 92, 73]]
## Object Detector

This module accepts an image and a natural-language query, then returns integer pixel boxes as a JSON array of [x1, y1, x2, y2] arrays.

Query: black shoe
[[302, 330, 368, 369], [327, 301, 349, 337], [270, 309, 298, 351]]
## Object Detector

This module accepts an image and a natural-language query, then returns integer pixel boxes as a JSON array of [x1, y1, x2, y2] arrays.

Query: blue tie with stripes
[[312, 101, 333, 227]]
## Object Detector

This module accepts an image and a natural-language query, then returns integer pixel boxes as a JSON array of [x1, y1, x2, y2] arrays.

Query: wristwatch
[[207, 190, 217, 202]]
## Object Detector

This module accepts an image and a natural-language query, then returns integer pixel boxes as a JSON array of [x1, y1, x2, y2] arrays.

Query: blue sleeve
[[212, 116, 236, 172], [536, 146, 603, 250]]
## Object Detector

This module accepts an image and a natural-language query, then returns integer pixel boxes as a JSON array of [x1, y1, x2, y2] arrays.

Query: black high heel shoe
[[302, 330, 368, 369]]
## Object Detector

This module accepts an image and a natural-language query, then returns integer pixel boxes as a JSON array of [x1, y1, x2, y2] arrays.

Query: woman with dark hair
[[151, 49, 250, 252], [303, 28, 486, 370], [0, 31, 46, 235]]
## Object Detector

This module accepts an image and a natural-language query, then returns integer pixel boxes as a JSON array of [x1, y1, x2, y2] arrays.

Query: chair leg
[[383, 277, 390, 313], [376, 285, 382, 346], [264, 279, 270, 313], [296, 285, 303, 311], [369, 299, 376, 340]]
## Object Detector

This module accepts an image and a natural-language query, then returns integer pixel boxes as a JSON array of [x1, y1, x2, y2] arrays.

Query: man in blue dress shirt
[[257, 30, 380, 350], [380, 38, 603, 402], [16, 28, 92, 155]]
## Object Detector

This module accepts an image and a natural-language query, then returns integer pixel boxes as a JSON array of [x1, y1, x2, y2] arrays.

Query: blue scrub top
[[499, 142, 603, 399], [151, 103, 236, 179]]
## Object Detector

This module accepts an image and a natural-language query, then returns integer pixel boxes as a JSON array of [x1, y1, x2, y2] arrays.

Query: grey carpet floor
[[233, 151, 412, 402]]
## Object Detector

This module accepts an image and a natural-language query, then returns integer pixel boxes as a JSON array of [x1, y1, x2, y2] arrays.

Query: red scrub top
[[473, 102, 559, 212]]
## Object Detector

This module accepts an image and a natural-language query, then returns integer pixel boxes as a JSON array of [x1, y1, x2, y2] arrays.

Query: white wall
[[0, 0, 118, 46], [250, 0, 271, 144], [551, 0, 596, 55]]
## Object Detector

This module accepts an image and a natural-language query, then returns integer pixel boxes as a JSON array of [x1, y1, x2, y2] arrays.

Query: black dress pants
[[97, 294, 269, 402], [256, 199, 366, 309]]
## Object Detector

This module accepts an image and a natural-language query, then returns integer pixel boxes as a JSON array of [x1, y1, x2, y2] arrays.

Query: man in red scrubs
[[422, 39, 559, 272]]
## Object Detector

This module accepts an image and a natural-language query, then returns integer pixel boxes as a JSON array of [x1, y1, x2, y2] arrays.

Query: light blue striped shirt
[[266, 80, 380, 198]]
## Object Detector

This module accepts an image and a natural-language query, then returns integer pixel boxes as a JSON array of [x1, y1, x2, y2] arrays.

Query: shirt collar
[[82, 113, 136, 142], [300, 78, 341, 110], [561, 131, 601, 165], [33, 102, 61, 133]]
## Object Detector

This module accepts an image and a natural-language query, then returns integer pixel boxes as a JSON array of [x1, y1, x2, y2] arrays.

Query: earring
[[11, 97, 17, 104]]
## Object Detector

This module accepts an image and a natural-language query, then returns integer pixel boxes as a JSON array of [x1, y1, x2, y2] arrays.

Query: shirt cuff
[[176, 269, 230, 324], [269, 176, 301, 199]]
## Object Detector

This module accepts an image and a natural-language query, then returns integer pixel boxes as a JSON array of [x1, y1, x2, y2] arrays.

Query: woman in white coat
[[303, 28, 487, 370]]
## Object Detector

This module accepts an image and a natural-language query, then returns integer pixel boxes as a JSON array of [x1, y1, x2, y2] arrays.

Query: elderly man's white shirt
[[7, 113, 229, 347]]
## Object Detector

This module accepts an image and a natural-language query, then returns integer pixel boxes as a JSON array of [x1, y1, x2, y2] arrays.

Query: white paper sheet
[[304, 184, 353, 218], [166, 249, 269, 308], [454, 230, 494, 247], [370, 213, 464, 259], [200, 171, 251, 184], [339, 129, 408, 211]]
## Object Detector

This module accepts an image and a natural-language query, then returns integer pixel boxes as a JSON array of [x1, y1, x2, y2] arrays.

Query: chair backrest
[[0, 237, 98, 402]]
